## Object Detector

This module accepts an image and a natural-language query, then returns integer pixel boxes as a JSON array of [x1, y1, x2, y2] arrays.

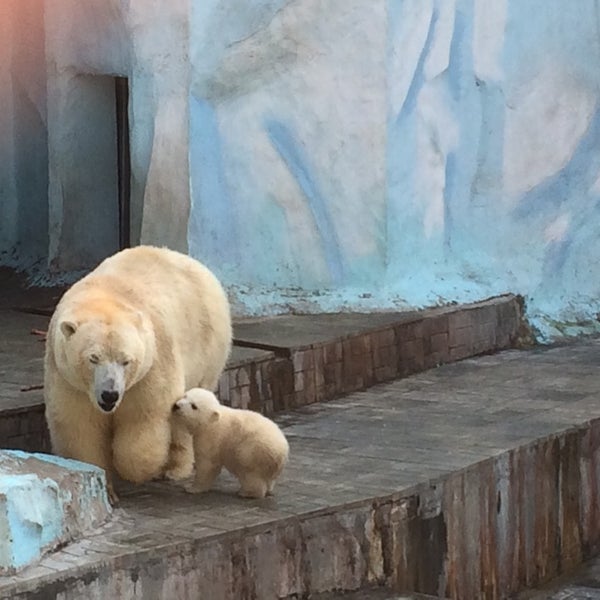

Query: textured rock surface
[[0, 451, 111, 574]]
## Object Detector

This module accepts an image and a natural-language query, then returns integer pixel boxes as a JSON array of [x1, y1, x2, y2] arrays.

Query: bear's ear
[[211, 410, 220, 422], [60, 320, 78, 339]]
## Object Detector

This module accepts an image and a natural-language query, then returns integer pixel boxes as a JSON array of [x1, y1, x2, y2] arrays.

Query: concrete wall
[[44, 0, 190, 272], [1, 0, 191, 275], [188, 0, 386, 299], [385, 0, 600, 340], [3, 1, 600, 339]]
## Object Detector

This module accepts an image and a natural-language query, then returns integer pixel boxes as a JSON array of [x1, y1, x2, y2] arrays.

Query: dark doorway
[[115, 77, 131, 250], [53, 75, 121, 272]]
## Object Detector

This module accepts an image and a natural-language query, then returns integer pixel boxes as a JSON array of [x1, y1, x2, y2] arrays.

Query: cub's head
[[172, 388, 221, 429], [55, 303, 155, 414]]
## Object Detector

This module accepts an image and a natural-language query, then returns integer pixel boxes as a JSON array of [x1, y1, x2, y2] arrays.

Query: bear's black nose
[[172, 403, 180, 412], [101, 390, 119, 405]]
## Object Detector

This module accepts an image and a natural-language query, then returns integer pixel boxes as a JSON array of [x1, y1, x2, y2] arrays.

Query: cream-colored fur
[[44, 246, 232, 503], [172, 388, 289, 498]]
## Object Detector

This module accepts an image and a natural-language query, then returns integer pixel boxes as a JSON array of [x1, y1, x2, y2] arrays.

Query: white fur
[[44, 246, 232, 503], [172, 388, 289, 498]]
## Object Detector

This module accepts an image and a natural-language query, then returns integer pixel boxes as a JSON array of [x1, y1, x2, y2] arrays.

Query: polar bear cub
[[172, 388, 289, 498]]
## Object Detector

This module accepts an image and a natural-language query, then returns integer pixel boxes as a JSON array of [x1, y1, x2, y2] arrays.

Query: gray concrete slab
[[233, 312, 421, 350], [0, 267, 65, 311], [0, 310, 48, 411], [227, 345, 274, 366], [232, 295, 513, 350], [2, 336, 600, 597]]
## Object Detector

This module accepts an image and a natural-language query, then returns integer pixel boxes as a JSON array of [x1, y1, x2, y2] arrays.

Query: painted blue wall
[[187, 0, 600, 339], [188, 0, 387, 311]]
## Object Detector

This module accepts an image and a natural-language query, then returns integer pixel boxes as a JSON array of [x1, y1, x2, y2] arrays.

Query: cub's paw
[[238, 487, 267, 499]]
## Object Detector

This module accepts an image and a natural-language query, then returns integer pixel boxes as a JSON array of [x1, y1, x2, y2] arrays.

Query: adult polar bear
[[44, 246, 232, 503]]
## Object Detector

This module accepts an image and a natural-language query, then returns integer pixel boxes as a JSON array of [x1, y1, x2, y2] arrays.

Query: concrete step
[[1, 338, 600, 599], [0, 295, 525, 454]]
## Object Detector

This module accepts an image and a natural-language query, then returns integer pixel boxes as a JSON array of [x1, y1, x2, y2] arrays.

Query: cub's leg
[[186, 454, 222, 494], [237, 472, 269, 499]]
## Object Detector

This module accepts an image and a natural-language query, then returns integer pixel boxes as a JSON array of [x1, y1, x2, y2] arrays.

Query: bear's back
[[222, 408, 289, 469]]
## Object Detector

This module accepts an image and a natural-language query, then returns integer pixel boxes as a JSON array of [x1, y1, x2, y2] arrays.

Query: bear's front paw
[[164, 464, 193, 481], [106, 481, 120, 506], [184, 481, 212, 494], [238, 487, 267, 499], [237, 474, 269, 499]]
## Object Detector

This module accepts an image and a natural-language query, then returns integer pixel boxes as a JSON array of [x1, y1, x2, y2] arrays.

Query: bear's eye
[[121, 359, 130, 366], [89, 354, 100, 364], [191, 403, 198, 410]]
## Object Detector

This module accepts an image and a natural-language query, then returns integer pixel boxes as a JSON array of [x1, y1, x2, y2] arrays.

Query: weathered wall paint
[[188, 0, 387, 300], [0, 0, 48, 272], [187, 0, 600, 339], [384, 0, 600, 340], [2, 0, 191, 276], [3, 1, 600, 339]]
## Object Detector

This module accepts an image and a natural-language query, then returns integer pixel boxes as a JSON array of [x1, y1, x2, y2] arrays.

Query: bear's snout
[[172, 402, 181, 412], [101, 390, 119, 403], [99, 390, 119, 412], [94, 362, 126, 412]]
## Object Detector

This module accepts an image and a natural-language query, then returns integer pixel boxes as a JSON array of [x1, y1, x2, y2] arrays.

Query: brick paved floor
[[2, 337, 600, 597]]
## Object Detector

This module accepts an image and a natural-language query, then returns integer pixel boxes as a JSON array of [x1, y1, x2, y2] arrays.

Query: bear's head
[[172, 388, 221, 430], [55, 300, 155, 413]]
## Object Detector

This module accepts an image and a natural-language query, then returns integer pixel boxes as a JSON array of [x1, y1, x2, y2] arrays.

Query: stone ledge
[[0, 337, 598, 599], [0, 295, 527, 453], [0, 418, 597, 599], [222, 294, 525, 413]]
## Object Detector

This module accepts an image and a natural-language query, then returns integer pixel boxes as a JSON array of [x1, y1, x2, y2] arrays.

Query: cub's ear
[[60, 320, 78, 339], [211, 410, 220, 422]]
